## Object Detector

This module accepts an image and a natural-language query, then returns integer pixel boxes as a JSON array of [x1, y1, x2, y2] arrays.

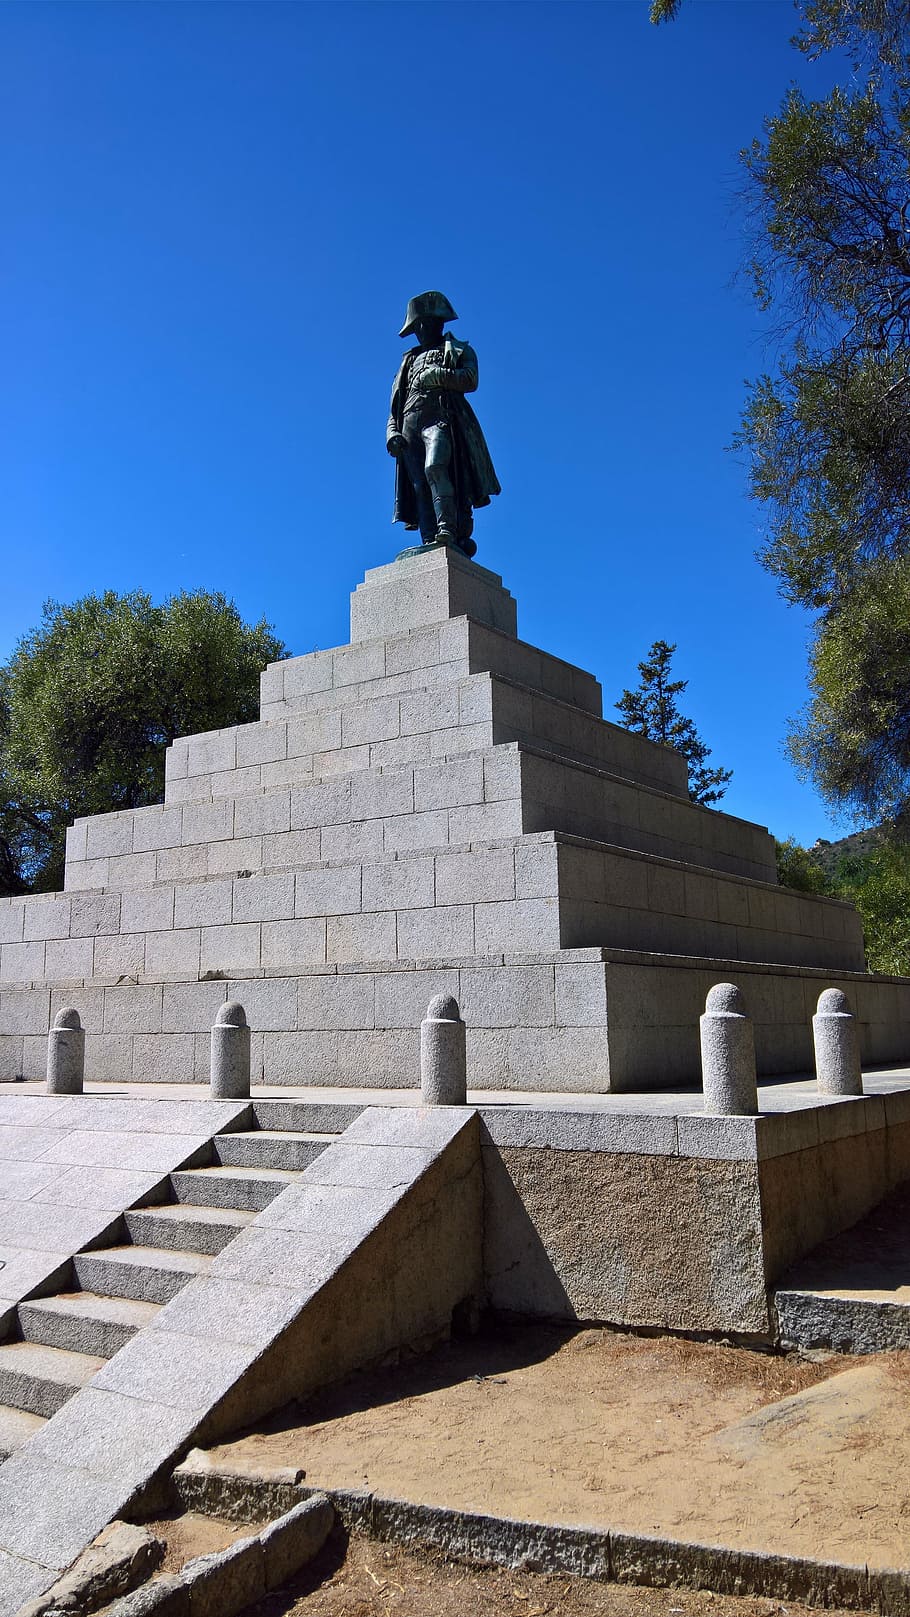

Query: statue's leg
[[400, 431, 438, 543], [422, 425, 458, 544]]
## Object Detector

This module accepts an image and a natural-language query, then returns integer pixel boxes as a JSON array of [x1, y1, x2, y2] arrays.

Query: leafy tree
[[833, 838, 910, 974], [775, 835, 833, 893], [0, 590, 287, 895], [651, 0, 910, 822], [615, 639, 733, 806]]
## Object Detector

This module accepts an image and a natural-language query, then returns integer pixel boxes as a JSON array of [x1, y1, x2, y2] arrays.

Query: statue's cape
[[388, 342, 501, 528]]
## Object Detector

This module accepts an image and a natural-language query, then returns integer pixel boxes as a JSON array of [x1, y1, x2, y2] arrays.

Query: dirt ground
[[242, 1532, 876, 1617], [203, 1323, 910, 1571]]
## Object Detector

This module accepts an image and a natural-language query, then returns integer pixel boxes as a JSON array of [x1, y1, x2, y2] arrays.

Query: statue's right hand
[[387, 434, 405, 457]]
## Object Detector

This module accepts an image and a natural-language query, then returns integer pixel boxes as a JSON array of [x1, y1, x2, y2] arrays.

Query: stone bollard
[[420, 994, 467, 1106], [700, 983, 758, 1115], [210, 1001, 251, 1099], [813, 988, 863, 1096], [47, 1007, 85, 1094]]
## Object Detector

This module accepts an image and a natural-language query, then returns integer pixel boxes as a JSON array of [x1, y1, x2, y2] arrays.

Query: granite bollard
[[47, 1006, 85, 1094], [211, 1001, 251, 1099], [420, 993, 467, 1105], [700, 983, 758, 1116], [813, 987, 863, 1096]]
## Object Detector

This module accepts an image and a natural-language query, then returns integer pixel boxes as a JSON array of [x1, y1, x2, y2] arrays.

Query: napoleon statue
[[387, 291, 500, 560]]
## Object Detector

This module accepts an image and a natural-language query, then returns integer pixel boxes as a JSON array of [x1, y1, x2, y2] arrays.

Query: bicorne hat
[[399, 290, 458, 338]]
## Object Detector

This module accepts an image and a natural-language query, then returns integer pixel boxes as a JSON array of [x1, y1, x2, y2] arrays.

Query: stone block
[[295, 866, 361, 918], [103, 985, 163, 1036], [262, 828, 321, 868], [369, 733, 433, 771], [474, 897, 561, 954], [363, 857, 434, 913], [86, 814, 134, 860], [206, 837, 263, 877], [341, 695, 400, 747], [320, 820, 384, 862], [333, 640, 386, 687], [233, 792, 291, 840], [326, 912, 396, 964], [0, 942, 45, 984], [400, 686, 460, 737], [236, 722, 287, 769], [282, 652, 333, 701], [460, 964, 554, 1028], [145, 930, 201, 978], [23, 898, 71, 943], [132, 806, 183, 854], [260, 919, 327, 970], [200, 924, 261, 974], [297, 973, 375, 1031], [0, 902, 25, 946], [121, 888, 176, 935], [156, 845, 209, 884], [555, 961, 608, 1026], [66, 819, 89, 862], [350, 768, 414, 822], [312, 743, 371, 777], [290, 780, 353, 832], [0, 1451, 125, 1574], [232, 873, 295, 925], [185, 730, 238, 777], [180, 800, 233, 846], [397, 905, 474, 960], [383, 808, 449, 855], [414, 756, 485, 813], [435, 848, 514, 905], [93, 934, 146, 979], [0, 989, 51, 1036], [174, 880, 232, 931], [260, 1495, 333, 1590], [374, 968, 459, 1029], [350, 550, 517, 641], [105, 851, 159, 889], [65, 856, 110, 890], [162, 981, 226, 1034], [448, 801, 521, 843], [70, 894, 122, 938], [225, 976, 298, 1030]]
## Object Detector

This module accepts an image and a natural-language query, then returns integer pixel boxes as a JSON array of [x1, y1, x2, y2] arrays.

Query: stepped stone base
[[1, 544, 908, 1092]]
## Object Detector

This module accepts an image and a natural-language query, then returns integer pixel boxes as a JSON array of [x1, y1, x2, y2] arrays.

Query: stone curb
[[172, 1460, 910, 1614], [96, 1494, 333, 1616]]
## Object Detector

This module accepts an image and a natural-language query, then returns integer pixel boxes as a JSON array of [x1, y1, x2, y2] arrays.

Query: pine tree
[[615, 640, 733, 807]]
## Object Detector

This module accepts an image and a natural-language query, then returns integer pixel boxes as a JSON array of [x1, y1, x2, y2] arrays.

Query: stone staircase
[[0, 1102, 350, 1463]]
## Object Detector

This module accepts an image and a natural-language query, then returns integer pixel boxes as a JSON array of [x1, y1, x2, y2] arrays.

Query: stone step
[[251, 1099, 363, 1134], [17, 1293, 160, 1358], [213, 1130, 336, 1172], [171, 1164, 301, 1212], [74, 1244, 213, 1304], [0, 1402, 45, 1461], [0, 1340, 105, 1418], [775, 1289, 910, 1355], [125, 1203, 254, 1256]]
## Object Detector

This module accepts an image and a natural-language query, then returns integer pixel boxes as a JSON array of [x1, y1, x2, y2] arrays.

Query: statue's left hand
[[387, 434, 405, 457]]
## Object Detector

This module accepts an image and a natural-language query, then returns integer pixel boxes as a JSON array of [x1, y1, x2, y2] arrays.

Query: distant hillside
[[809, 826, 886, 877]]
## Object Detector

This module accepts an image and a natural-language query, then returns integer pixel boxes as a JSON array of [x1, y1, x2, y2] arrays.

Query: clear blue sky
[[1, 0, 858, 846]]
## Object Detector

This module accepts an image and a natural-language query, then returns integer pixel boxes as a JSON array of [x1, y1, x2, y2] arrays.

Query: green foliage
[[0, 590, 287, 894], [615, 639, 733, 807], [788, 554, 910, 818], [775, 836, 832, 893], [776, 828, 910, 973], [649, 0, 682, 23], [833, 838, 910, 972]]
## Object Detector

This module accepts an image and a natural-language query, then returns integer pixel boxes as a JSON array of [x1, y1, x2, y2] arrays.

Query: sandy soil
[[242, 1533, 877, 1617], [203, 1324, 910, 1571]]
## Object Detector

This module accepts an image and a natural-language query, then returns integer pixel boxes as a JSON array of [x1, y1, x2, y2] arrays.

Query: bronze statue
[[387, 291, 500, 559]]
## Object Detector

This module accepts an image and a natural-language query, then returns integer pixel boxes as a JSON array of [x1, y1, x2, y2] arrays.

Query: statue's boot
[[430, 489, 459, 548]]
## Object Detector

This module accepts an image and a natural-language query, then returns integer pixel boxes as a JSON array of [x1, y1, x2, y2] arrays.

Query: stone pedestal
[[2, 545, 908, 1092]]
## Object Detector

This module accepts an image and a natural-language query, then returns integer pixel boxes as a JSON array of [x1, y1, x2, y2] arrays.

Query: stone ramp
[[774, 1179, 910, 1351], [0, 1105, 481, 1613]]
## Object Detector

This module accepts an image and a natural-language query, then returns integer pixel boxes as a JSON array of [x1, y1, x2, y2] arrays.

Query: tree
[[651, 0, 910, 823], [0, 590, 287, 895], [615, 639, 733, 806]]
